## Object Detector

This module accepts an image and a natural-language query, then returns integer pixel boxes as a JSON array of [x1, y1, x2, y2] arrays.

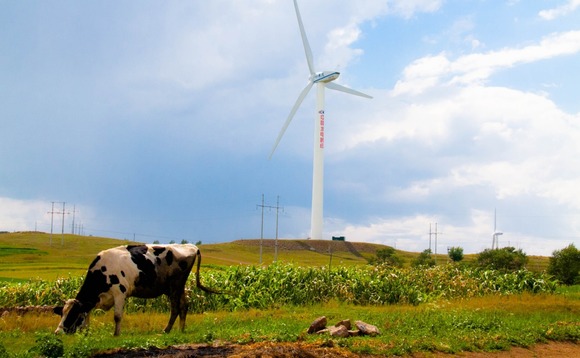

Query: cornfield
[[0, 264, 557, 313]]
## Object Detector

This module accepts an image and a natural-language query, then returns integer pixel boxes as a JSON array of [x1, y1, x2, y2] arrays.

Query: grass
[[0, 293, 578, 357], [0, 232, 575, 356], [0, 232, 138, 281]]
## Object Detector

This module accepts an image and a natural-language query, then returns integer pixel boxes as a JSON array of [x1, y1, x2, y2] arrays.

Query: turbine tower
[[270, 0, 372, 240], [492, 208, 503, 249]]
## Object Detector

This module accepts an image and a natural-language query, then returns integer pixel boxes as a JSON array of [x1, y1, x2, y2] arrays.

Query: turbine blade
[[326, 82, 373, 99], [293, 0, 315, 75], [269, 81, 314, 159]]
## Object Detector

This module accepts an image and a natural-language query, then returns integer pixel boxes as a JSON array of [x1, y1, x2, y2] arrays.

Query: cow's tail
[[195, 249, 221, 294]]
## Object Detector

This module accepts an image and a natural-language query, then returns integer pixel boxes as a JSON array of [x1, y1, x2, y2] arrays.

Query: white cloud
[[0, 197, 51, 232], [329, 210, 577, 256], [392, 31, 580, 95], [0, 198, 96, 235], [539, 0, 580, 20]]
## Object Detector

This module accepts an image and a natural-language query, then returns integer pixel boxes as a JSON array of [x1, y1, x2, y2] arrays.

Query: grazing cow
[[54, 244, 218, 336]]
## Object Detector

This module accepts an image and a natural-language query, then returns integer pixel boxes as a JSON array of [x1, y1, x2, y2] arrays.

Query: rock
[[334, 319, 351, 330], [328, 325, 349, 338], [348, 330, 360, 337], [307, 316, 327, 334], [355, 320, 380, 336]]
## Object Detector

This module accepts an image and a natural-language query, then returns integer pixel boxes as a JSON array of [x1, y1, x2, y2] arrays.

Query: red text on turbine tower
[[319, 110, 325, 149]]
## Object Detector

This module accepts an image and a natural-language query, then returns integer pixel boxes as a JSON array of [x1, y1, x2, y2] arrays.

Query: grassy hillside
[[0, 232, 550, 281], [0, 232, 138, 281]]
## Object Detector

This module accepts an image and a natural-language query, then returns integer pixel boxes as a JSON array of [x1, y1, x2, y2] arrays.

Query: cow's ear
[[53, 306, 64, 316]]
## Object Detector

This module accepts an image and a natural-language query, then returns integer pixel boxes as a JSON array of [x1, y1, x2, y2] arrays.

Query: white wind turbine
[[269, 0, 372, 240]]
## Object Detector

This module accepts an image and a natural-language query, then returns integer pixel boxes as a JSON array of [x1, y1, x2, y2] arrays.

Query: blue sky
[[1, 0, 580, 256]]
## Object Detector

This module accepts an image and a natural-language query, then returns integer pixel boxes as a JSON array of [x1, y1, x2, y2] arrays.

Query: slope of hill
[[0, 232, 138, 281]]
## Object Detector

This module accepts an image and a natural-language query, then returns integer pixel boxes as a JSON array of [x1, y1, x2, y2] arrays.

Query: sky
[[1, 0, 580, 256]]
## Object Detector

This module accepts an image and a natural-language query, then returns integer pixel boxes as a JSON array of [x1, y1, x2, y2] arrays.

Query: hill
[[0, 232, 549, 281], [0, 231, 138, 281]]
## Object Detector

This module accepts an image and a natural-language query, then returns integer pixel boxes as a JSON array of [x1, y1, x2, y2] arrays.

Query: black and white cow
[[54, 244, 218, 336]]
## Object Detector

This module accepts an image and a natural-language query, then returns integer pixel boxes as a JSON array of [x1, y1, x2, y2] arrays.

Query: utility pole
[[429, 222, 442, 260], [274, 196, 283, 262], [429, 223, 432, 251], [434, 222, 438, 255], [71, 205, 76, 234], [258, 194, 265, 265], [48, 202, 56, 246], [256, 195, 284, 264], [60, 202, 66, 246]]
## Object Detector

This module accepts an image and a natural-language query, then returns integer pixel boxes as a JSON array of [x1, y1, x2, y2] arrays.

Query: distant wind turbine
[[492, 208, 503, 249], [269, 0, 372, 240]]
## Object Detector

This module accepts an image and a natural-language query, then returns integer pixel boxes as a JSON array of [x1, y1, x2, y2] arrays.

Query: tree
[[548, 244, 580, 285], [448, 246, 464, 262], [476, 247, 528, 272], [195, 240, 202, 246], [180, 239, 189, 244], [370, 247, 403, 267], [153, 240, 160, 244], [412, 249, 436, 267]]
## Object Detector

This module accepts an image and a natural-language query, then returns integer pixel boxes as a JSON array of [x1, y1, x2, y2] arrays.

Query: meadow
[[0, 232, 577, 357]]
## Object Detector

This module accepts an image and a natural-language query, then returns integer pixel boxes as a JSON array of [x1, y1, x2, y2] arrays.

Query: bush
[[476, 247, 528, 272], [412, 249, 436, 267], [448, 246, 464, 262], [548, 244, 580, 285], [369, 247, 403, 267]]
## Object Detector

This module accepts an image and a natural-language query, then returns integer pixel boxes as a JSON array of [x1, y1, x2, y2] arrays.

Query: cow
[[54, 244, 218, 336]]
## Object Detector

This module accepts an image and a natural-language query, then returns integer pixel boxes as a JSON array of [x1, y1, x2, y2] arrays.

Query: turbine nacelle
[[312, 71, 340, 83]]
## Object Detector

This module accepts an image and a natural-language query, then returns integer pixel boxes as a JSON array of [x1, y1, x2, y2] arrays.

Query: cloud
[[392, 31, 580, 95], [539, 0, 580, 20], [324, 26, 580, 256], [0, 198, 54, 232], [388, 0, 443, 19]]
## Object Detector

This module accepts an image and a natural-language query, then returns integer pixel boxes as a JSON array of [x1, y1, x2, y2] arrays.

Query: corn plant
[[0, 264, 557, 313]]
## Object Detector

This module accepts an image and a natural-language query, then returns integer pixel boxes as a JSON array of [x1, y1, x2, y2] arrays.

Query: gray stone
[[355, 320, 380, 336], [328, 325, 349, 338], [307, 316, 327, 334], [334, 319, 351, 330]]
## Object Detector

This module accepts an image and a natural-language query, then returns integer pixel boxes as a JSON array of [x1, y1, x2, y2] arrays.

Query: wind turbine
[[492, 208, 503, 249], [269, 0, 372, 240]]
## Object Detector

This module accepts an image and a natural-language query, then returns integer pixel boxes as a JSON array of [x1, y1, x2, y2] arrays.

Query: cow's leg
[[164, 292, 181, 333], [178, 291, 188, 332], [113, 299, 125, 336]]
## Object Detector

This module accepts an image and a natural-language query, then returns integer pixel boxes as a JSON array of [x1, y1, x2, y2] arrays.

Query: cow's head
[[53, 299, 89, 334]]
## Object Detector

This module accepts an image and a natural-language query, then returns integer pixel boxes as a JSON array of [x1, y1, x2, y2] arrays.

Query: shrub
[[412, 249, 436, 267], [548, 244, 580, 285], [448, 246, 464, 262], [369, 247, 403, 267], [476, 247, 528, 272]]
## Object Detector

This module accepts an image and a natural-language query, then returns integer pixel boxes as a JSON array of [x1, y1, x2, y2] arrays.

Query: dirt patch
[[92, 341, 579, 357]]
